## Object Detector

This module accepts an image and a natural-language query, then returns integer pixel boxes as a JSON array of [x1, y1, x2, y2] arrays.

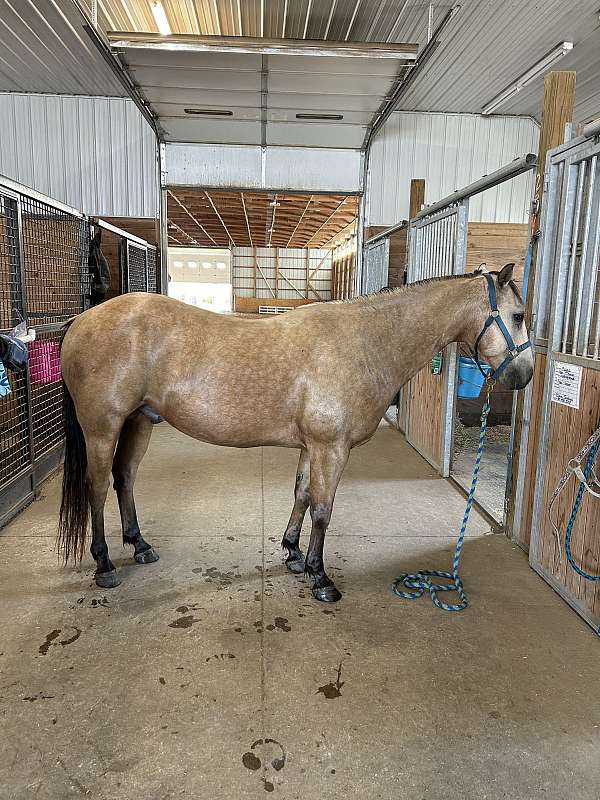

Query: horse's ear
[[498, 263, 514, 287], [91, 228, 102, 247]]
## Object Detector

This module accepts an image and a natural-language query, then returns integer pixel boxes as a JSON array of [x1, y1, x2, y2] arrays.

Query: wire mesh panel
[[20, 195, 88, 325], [147, 247, 157, 292], [29, 330, 64, 459], [126, 242, 148, 292], [0, 190, 31, 487], [1, 180, 88, 520], [0, 193, 22, 329]]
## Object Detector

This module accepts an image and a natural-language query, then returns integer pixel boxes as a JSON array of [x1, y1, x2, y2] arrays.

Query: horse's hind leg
[[112, 413, 159, 564], [87, 432, 122, 588], [304, 442, 349, 603], [281, 448, 310, 574]]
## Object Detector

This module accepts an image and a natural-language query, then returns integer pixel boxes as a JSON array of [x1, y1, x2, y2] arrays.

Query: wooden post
[[305, 249, 310, 300], [275, 247, 279, 298], [507, 70, 576, 546], [252, 246, 257, 297], [409, 178, 425, 219]]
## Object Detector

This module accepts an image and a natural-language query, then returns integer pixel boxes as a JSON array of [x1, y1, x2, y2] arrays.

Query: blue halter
[[472, 273, 531, 381]]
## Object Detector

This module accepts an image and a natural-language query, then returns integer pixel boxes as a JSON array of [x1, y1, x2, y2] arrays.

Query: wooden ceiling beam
[[205, 191, 237, 246], [303, 197, 352, 247], [286, 194, 314, 247], [168, 190, 219, 246]]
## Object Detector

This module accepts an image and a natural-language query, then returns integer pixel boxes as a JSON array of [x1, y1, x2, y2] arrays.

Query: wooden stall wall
[[466, 222, 528, 287], [405, 365, 445, 469], [531, 367, 600, 625]]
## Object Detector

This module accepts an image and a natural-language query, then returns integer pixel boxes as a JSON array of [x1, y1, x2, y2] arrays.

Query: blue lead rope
[[564, 436, 600, 582], [392, 387, 492, 611]]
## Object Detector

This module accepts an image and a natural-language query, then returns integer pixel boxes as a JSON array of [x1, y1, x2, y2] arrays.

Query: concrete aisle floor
[[1, 424, 599, 800]]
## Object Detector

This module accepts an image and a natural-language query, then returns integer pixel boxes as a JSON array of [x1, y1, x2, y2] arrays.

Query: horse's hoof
[[312, 585, 342, 603], [285, 557, 305, 575], [95, 569, 121, 589], [134, 547, 159, 564]]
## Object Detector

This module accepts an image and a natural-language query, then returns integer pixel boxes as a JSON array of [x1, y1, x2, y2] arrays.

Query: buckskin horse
[[58, 264, 533, 601]]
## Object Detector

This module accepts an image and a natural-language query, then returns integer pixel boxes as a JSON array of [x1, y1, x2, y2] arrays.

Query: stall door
[[529, 135, 600, 632], [404, 203, 468, 475]]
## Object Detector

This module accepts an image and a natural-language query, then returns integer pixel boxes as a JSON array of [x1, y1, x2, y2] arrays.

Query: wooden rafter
[[240, 192, 253, 247], [286, 194, 313, 247], [304, 197, 350, 247], [168, 190, 218, 245], [166, 189, 357, 250], [205, 191, 236, 246]]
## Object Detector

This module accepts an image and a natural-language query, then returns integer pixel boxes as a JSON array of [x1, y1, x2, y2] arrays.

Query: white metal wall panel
[[0, 94, 157, 217], [366, 112, 539, 226], [166, 143, 361, 193]]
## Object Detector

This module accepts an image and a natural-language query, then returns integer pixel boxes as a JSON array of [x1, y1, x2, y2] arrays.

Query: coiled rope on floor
[[392, 382, 493, 612]]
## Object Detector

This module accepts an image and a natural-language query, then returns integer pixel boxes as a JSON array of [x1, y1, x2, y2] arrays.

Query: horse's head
[[88, 228, 110, 302], [463, 264, 534, 391]]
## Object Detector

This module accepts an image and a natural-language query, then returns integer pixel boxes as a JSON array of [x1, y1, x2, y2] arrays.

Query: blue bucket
[[457, 356, 489, 399]]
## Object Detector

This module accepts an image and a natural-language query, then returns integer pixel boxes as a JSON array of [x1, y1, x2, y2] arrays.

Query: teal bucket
[[457, 356, 489, 399]]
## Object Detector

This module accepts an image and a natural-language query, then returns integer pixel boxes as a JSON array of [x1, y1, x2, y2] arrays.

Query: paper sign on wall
[[551, 362, 582, 409]]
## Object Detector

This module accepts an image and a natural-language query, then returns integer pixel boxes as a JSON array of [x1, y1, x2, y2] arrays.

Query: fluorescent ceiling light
[[296, 113, 344, 121], [184, 108, 233, 116], [150, 2, 171, 36], [482, 42, 573, 115]]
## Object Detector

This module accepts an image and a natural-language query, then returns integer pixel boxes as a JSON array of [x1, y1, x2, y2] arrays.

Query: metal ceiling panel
[[268, 92, 381, 112], [162, 118, 262, 144], [397, 0, 600, 123], [267, 122, 365, 149], [93, 1, 600, 125], [0, 0, 126, 96], [110, 33, 417, 148]]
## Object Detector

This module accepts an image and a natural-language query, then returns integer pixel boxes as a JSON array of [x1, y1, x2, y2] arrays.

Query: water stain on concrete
[[205, 653, 236, 662], [38, 627, 82, 656], [22, 692, 55, 702], [39, 630, 61, 655], [317, 662, 344, 699], [168, 615, 199, 629]]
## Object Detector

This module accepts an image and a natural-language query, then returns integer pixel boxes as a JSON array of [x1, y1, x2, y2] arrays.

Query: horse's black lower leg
[[87, 437, 121, 589], [304, 443, 349, 603], [112, 414, 158, 565], [281, 449, 310, 574]]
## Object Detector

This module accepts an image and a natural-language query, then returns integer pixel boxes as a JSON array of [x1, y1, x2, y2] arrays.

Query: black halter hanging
[[472, 273, 531, 381]]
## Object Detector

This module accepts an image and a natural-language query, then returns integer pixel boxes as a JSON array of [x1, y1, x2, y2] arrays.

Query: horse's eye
[[513, 313, 524, 326]]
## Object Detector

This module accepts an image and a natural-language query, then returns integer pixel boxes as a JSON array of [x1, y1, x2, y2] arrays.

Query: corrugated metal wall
[[367, 111, 540, 226], [0, 94, 157, 217]]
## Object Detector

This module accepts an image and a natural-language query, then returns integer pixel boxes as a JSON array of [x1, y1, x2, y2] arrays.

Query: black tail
[[57, 359, 89, 564]]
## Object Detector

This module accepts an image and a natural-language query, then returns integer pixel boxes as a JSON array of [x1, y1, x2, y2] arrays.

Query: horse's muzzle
[[498, 360, 533, 390]]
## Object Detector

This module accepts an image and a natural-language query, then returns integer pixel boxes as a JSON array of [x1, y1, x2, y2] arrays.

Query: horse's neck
[[354, 279, 473, 393]]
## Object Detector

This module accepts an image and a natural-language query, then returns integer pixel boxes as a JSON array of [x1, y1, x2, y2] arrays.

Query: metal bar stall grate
[[0, 191, 31, 488]]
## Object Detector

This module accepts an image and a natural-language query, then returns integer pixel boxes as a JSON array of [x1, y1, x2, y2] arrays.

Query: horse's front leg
[[281, 448, 310, 574], [304, 442, 349, 603]]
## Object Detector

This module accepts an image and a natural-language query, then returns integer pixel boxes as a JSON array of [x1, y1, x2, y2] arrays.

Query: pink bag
[[29, 340, 62, 385]]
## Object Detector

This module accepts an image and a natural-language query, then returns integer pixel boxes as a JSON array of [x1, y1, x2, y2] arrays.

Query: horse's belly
[[158, 398, 301, 449]]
